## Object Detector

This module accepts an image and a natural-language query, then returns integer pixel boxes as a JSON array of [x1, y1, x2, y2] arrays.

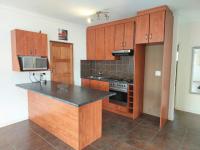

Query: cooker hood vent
[[112, 49, 134, 56]]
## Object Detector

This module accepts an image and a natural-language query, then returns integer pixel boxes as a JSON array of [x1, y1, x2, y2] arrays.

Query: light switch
[[155, 70, 161, 77]]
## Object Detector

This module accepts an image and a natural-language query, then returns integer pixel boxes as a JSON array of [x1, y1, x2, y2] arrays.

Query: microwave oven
[[18, 56, 48, 71]]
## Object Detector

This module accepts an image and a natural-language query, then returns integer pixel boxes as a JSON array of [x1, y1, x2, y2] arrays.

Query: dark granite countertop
[[81, 77, 134, 84], [16, 81, 115, 107]]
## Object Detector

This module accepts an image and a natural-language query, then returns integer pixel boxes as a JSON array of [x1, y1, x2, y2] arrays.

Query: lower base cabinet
[[81, 79, 133, 118]]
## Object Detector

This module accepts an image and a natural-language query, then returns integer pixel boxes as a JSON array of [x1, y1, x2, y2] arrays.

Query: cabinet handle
[[145, 34, 148, 40], [124, 42, 126, 47], [121, 42, 124, 47], [149, 33, 152, 40]]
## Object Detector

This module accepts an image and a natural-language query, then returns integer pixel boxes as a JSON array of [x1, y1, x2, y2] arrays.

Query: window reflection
[[191, 47, 200, 94]]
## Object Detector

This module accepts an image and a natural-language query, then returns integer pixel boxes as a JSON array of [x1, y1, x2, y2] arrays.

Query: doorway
[[50, 41, 74, 85]]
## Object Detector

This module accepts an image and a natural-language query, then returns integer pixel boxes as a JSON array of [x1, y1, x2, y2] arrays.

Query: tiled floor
[[0, 110, 200, 150]]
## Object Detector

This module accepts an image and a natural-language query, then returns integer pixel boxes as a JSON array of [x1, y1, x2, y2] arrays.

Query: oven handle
[[109, 88, 128, 93]]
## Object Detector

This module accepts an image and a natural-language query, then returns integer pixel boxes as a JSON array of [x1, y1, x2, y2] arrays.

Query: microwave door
[[22, 57, 34, 71], [35, 58, 48, 70]]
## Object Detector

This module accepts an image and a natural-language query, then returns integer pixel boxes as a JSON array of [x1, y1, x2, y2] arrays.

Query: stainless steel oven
[[109, 81, 128, 104]]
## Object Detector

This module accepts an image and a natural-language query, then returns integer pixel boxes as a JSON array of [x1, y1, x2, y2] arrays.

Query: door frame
[[50, 41, 74, 84]]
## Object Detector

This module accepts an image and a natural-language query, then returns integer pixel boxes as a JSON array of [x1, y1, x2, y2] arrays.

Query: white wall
[[0, 5, 86, 128], [175, 12, 200, 114]]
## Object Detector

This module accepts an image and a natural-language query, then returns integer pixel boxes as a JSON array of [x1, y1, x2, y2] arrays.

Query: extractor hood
[[112, 49, 134, 56]]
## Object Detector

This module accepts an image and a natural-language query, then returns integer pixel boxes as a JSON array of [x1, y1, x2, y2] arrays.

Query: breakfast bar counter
[[17, 81, 114, 150]]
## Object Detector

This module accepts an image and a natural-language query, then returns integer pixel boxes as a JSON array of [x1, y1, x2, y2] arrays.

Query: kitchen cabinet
[[86, 18, 134, 60], [81, 79, 109, 105], [11, 29, 48, 71], [90, 80, 109, 91], [34, 33, 48, 56], [135, 14, 149, 44], [105, 25, 116, 60], [114, 21, 134, 50], [12, 29, 48, 56], [149, 11, 165, 43], [135, 10, 165, 44], [81, 79, 132, 118], [114, 24, 124, 50], [81, 79, 90, 88], [87, 28, 96, 60], [95, 27, 105, 60], [124, 21, 135, 49], [134, 6, 173, 128], [81, 79, 109, 91]]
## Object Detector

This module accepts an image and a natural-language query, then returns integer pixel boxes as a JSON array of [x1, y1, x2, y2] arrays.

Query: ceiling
[[0, 0, 199, 25]]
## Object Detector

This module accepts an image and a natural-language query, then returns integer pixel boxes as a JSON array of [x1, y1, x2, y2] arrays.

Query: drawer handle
[[149, 33, 152, 40]]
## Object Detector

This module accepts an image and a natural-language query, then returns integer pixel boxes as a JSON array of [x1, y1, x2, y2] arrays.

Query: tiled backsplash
[[81, 56, 134, 80]]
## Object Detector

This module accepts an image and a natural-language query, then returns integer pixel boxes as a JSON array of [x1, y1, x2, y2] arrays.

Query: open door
[[50, 41, 74, 85]]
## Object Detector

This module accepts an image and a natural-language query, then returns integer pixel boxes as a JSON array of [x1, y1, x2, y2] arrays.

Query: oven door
[[109, 89, 127, 104]]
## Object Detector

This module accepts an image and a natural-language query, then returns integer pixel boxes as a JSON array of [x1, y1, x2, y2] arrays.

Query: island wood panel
[[160, 9, 173, 128], [79, 100, 102, 148], [28, 91, 103, 150], [28, 91, 79, 150], [149, 11, 165, 43], [133, 45, 145, 119]]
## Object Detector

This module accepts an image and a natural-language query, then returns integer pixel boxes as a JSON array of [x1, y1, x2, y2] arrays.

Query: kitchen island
[[17, 81, 114, 150]]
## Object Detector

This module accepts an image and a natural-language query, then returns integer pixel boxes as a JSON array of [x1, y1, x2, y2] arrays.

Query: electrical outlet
[[155, 71, 161, 77]]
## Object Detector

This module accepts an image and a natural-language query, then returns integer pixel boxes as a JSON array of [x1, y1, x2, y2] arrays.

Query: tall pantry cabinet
[[134, 5, 173, 128]]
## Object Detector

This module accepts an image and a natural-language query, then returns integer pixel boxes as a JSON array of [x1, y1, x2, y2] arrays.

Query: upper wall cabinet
[[86, 18, 135, 60], [12, 29, 48, 57], [11, 29, 48, 71], [105, 25, 116, 60], [114, 21, 134, 50], [87, 28, 96, 60], [135, 10, 165, 44], [95, 27, 105, 60]]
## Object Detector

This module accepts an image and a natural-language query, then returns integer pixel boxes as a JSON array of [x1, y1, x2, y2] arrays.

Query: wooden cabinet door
[[105, 25, 115, 60], [90, 80, 100, 90], [135, 14, 150, 44], [87, 28, 96, 60], [81, 79, 90, 88], [35, 34, 48, 56], [15, 30, 33, 56], [90, 80, 109, 91], [114, 23, 124, 50], [95, 27, 105, 60], [149, 11, 165, 43], [124, 21, 134, 49], [15, 30, 27, 56]]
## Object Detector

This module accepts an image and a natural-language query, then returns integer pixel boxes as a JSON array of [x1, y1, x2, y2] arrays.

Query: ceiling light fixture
[[87, 10, 110, 24], [87, 17, 92, 24]]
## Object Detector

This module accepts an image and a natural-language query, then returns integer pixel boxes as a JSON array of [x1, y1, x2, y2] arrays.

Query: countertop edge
[[16, 84, 115, 107]]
